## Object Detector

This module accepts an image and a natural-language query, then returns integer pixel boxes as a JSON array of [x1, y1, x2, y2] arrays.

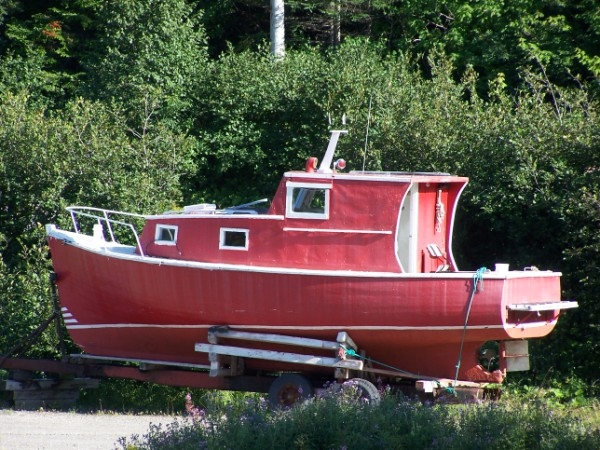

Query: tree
[[270, 0, 285, 57], [81, 0, 208, 132], [214, 1, 600, 95], [0, 0, 96, 106], [0, 92, 195, 356]]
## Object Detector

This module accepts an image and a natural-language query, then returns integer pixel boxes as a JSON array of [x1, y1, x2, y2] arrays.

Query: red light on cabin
[[305, 157, 318, 172], [334, 158, 346, 171]]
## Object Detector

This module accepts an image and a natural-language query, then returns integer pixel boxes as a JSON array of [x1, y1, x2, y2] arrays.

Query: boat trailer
[[1, 328, 492, 409], [195, 326, 493, 406]]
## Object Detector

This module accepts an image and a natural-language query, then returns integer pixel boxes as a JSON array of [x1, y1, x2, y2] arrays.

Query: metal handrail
[[66, 206, 147, 257]]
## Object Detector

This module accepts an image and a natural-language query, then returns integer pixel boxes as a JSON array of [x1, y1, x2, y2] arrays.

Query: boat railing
[[66, 206, 146, 257]]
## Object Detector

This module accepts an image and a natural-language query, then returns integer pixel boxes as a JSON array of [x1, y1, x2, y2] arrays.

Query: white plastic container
[[495, 263, 509, 272]]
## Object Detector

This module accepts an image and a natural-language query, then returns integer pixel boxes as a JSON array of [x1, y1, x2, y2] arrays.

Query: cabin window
[[155, 224, 178, 245], [220, 228, 249, 250], [286, 182, 331, 219]]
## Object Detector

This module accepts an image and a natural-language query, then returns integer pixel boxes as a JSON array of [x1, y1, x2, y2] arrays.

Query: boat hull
[[48, 233, 563, 381]]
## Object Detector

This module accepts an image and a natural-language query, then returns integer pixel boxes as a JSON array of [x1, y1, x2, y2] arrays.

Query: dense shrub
[[0, 93, 195, 358], [118, 387, 600, 450]]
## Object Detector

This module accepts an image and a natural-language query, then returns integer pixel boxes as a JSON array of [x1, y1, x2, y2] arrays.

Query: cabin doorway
[[396, 184, 419, 272]]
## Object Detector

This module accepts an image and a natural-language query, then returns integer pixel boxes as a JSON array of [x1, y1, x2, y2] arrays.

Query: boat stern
[[498, 269, 577, 339], [486, 268, 577, 376]]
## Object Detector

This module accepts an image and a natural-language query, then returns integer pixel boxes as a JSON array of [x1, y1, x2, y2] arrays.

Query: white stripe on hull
[[65, 323, 507, 331]]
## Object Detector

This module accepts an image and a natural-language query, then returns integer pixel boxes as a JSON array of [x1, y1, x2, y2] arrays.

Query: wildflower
[[185, 392, 206, 421]]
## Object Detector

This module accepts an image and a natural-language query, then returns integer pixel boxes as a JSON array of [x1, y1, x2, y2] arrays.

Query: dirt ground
[[0, 409, 179, 450]]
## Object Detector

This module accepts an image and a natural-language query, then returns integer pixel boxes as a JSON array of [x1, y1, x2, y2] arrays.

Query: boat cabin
[[138, 132, 468, 274]]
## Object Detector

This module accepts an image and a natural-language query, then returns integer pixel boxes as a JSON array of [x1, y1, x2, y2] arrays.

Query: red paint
[[46, 135, 574, 383]]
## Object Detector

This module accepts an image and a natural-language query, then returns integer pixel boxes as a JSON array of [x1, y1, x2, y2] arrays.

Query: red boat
[[46, 130, 576, 397]]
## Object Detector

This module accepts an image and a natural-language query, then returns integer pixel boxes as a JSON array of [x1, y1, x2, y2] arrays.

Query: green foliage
[[77, 380, 208, 415], [195, 0, 270, 56], [0, 0, 96, 106], [190, 44, 330, 205], [81, 0, 208, 132], [453, 73, 598, 269], [118, 388, 600, 450], [0, 227, 56, 358], [0, 48, 53, 106], [284, 1, 600, 95], [0, 91, 195, 356], [0, 1, 599, 392], [189, 39, 452, 204], [506, 373, 598, 409]]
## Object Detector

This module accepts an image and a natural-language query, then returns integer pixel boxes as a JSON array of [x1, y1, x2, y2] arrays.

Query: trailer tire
[[345, 378, 381, 405], [268, 373, 314, 408]]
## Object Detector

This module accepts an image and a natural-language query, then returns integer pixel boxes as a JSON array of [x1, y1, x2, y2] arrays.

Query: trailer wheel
[[344, 378, 381, 404], [268, 373, 314, 408]]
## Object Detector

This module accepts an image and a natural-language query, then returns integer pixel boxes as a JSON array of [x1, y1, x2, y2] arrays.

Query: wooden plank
[[336, 331, 358, 351], [1, 378, 100, 392], [0, 357, 84, 376], [507, 301, 578, 312], [208, 327, 339, 350], [83, 364, 273, 392], [415, 378, 485, 394], [196, 343, 363, 371]]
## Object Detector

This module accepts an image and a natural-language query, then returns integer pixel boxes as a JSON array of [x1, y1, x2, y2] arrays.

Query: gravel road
[[0, 409, 180, 450]]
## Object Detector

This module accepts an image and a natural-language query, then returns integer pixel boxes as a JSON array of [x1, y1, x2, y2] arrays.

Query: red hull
[[48, 233, 562, 380], [45, 133, 576, 384]]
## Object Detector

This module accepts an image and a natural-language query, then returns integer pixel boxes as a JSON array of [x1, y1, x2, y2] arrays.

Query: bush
[[119, 386, 600, 450]]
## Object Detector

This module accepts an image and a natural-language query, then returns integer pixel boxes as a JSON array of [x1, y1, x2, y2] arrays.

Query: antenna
[[362, 97, 372, 171]]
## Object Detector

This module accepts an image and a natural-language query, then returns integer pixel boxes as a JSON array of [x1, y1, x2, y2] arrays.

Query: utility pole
[[270, 0, 285, 57]]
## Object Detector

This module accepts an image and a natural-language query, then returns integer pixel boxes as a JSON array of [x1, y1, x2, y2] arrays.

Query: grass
[[115, 382, 600, 450]]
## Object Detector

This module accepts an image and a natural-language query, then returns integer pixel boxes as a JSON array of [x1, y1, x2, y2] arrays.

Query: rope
[[343, 348, 437, 381], [0, 312, 58, 368], [453, 267, 487, 387], [0, 272, 66, 368], [343, 349, 458, 396]]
